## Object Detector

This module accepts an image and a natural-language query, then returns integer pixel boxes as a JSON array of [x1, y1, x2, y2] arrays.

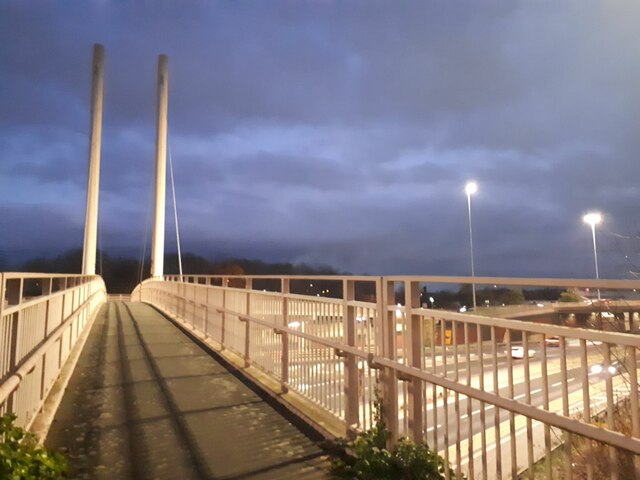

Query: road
[[280, 336, 631, 478]]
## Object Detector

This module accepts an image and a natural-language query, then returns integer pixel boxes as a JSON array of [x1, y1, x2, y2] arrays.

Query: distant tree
[[559, 289, 583, 303], [523, 288, 563, 301], [497, 288, 525, 305], [18, 249, 348, 294], [21, 249, 83, 274]]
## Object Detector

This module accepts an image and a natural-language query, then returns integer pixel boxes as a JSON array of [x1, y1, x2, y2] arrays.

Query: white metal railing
[[133, 274, 640, 479], [0, 272, 107, 430]]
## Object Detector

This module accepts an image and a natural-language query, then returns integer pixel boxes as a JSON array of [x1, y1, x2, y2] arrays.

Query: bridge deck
[[45, 302, 328, 480]]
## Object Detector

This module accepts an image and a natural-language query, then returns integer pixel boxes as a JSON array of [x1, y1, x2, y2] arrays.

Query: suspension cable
[[168, 139, 183, 280]]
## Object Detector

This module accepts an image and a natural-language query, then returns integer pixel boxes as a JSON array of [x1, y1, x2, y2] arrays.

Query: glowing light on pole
[[583, 212, 602, 300], [465, 181, 478, 309]]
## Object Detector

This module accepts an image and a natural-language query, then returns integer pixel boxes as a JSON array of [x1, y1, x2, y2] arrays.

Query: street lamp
[[465, 181, 478, 309], [582, 212, 602, 300]]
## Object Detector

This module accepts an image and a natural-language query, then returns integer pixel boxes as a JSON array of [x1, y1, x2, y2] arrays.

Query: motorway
[[281, 337, 631, 478], [245, 311, 634, 478]]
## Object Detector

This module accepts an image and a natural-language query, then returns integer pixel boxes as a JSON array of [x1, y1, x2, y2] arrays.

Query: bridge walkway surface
[[45, 301, 329, 480]]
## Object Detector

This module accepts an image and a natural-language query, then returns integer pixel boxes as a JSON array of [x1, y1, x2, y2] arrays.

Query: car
[[510, 346, 536, 359], [545, 336, 561, 347], [590, 360, 623, 376]]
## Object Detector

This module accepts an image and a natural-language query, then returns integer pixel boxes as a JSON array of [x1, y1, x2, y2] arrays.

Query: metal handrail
[[134, 275, 640, 478]]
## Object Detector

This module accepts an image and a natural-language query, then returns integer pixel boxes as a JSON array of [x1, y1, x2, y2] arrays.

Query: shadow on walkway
[[46, 302, 328, 480]]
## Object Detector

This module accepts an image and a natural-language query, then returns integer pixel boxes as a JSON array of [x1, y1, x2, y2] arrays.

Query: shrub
[[558, 289, 583, 303], [327, 398, 462, 479], [0, 414, 67, 479]]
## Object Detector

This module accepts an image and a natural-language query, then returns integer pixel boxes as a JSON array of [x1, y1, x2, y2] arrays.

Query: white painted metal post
[[343, 279, 359, 437], [281, 278, 290, 393], [82, 44, 104, 275], [151, 54, 169, 279], [405, 280, 424, 442], [244, 278, 252, 367], [379, 278, 399, 443]]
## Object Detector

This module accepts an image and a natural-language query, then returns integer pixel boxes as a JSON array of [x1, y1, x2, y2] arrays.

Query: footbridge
[[2, 272, 640, 479]]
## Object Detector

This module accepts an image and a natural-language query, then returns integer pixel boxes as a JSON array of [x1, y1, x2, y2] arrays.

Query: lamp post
[[582, 212, 602, 300], [465, 181, 478, 309]]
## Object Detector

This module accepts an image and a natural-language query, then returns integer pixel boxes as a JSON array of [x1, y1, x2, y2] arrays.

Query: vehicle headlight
[[590, 364, 603, 374], [608, 366, 617, 375]]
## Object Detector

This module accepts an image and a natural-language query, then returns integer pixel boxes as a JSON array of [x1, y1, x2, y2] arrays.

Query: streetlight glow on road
[[583, 211, 602, 300], [465, 181, 478, 309]]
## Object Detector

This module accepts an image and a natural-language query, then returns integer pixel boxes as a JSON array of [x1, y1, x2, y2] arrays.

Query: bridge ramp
[[46, 302, 328, 479]]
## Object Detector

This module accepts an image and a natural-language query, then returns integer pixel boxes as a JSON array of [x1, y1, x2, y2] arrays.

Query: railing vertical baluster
[[220, 279, 227, 350], [506, 329, 516, 479], [560, 336, 572, 480], [431, 315, 438, 453], [0, 273, 5, 321], [441, 319, 450, 479], [453, 320, 461, 478], [281, 279, 289, 393], [405, 280, 423, 442], [523, 332, 533, 480], [203, 286, 209, 339], [343, 279, 359, 437], [491, 325, 502, 480], [380, 278, 399, 443], [604, 342, 618, 480], [580, 338, 593, 480], [465, 321, 474, 480], [626, 345, 640, 478], [40, 295, 51, 401], [244, 279, 253, 367], [477, 323, 487, 480], [192, 282, 197, 328], [541, 334, 551, 479]]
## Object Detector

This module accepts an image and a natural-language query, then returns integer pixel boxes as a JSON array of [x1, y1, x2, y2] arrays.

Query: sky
[[1, 2, 640, 278]]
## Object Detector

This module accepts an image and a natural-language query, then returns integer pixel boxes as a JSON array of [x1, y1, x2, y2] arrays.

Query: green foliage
[[327, 398, 461, 480], [496, 288, 525, 305], [558, 289, 583, 303], [0, 414, 67, 479]]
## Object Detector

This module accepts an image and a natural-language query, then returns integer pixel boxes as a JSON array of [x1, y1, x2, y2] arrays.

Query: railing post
[[343, 278, 359, 437], [379, 277, 399, 443], [203, 287, 209, 338], [244, 278, 252, 367], [221, 278, 227, 350], [0, 273, 5, 320], [281, 278, 290, 393], [5, 278, 23, 413], [405, 280, 424, 442]]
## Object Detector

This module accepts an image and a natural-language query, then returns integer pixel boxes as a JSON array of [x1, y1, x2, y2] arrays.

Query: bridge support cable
[[168, 139, 183, 280]]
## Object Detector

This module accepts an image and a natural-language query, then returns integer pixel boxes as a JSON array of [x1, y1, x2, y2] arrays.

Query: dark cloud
[[2, 2, 640, 278]]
